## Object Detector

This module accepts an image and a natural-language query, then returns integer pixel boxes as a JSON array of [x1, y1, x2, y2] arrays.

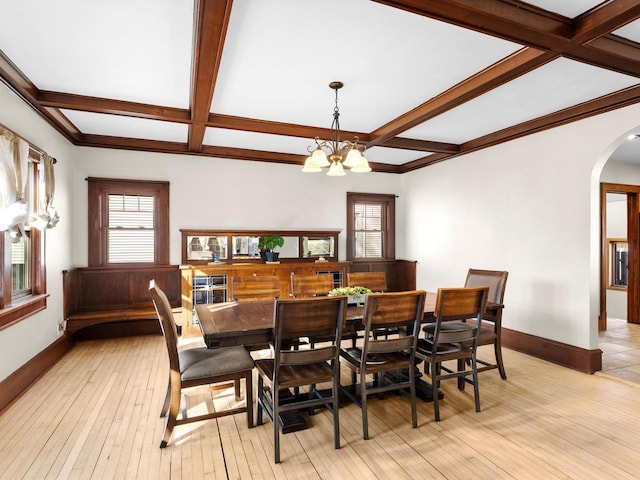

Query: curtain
[[0, 129, 28, 232], [31, 153, 60, 229]]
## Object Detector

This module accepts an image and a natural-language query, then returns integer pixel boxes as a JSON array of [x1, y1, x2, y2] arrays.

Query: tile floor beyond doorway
[[599, 317, 640, 383]]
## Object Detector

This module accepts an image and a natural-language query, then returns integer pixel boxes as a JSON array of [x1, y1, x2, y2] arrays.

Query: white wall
[[0, 83, 75, 382], [71, 148, 403, 266], [402, 102, 640, 351]]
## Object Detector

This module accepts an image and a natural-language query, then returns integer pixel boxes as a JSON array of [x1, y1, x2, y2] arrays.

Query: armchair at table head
[[149, 279, 254, 448], [464, 269, 508, 379], [254, 295, 347, 463]]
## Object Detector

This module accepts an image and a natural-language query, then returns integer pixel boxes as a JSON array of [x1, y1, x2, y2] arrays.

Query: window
[[88, 178, 169, 266], [346, 193, 395, 260], [608, 238, 628, 289], [0, 154, 47, 329]]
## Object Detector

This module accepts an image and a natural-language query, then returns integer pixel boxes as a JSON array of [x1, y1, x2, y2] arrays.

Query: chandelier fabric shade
[[302, 82, 371, 176]]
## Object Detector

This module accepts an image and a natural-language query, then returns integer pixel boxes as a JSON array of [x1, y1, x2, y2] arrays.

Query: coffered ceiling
[[2, 0, 640, 173]]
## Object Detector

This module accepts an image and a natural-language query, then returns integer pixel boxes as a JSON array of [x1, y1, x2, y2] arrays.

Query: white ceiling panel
[[613, 19, 640, 43], [61, 110, 188, 143], [523, 0, 604, 18], [365, 146, 428, 166], [0, 0, 193, 108], [404, 58, 640, 144], [211, 0, 520, 132], [204, 128, 315, 155]]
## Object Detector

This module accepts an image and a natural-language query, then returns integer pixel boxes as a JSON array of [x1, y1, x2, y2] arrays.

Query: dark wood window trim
[[88, 178, 170, 267], [346, 192, 395, 261], [0, 157, 47, 327]]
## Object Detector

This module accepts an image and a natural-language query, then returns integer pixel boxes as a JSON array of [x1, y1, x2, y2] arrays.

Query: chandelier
[[302, 81, 371, 176]]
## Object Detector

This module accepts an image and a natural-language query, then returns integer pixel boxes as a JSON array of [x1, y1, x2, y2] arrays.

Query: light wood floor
[[2, 336, 640, 480]]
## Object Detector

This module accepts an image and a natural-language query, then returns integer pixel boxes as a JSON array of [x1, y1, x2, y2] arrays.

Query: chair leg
[[409, 365, 417, 428], [256, 374, 264, 426], [494, 339, 507, 380], [431, 358, 440, 422], [333, 368, 341, 450], [273, 386, 280, 464], [234, 379, 241, 400], [472, 358, 481, 413], [160, 374, 171, 418], [160, 376, 181, 448], [361, 370, 369, 440], [245, 371, 254, 428]]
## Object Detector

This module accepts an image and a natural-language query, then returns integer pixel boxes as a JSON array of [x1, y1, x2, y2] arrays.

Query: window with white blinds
[[107, 194, 155, 263], [347, 193, 395, 261], [354, 203, 383, 258]]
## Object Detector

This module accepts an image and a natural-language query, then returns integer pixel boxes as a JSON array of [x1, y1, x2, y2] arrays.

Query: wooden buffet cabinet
[[180, 261, 350, 332]]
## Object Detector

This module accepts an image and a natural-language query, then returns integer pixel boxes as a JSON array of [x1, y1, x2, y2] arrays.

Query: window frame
[[607, 237, 628, 291], [0, 154, 47, 330], [346, 192, 395, 261], [88, 178, 170, 267]]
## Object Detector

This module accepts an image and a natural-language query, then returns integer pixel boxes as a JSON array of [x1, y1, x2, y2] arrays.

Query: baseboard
[[0, 335, 73, 414], [502, 327, 602, 374]]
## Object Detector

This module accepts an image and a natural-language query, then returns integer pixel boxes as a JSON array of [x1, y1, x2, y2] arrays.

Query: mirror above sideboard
[[180, 229, 340, 264]]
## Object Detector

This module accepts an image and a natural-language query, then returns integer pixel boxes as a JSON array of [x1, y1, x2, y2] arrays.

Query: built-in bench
[[63, 265, 181, 336]]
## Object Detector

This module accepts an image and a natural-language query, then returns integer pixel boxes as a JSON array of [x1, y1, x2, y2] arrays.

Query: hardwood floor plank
[[4, 336, 640, 479]]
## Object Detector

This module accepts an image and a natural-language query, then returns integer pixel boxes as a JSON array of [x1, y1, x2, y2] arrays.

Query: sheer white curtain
[[0, 126, 59, 232], [0, 128, 29, 232]]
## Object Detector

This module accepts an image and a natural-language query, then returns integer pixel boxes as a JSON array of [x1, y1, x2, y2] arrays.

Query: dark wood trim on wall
[[0, 335, 73, 414], [502, 327, 602, 374]]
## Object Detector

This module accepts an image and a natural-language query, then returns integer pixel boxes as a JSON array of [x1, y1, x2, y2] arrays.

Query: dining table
[[195, 292, 501, 432], [195, 291, 439, 349]]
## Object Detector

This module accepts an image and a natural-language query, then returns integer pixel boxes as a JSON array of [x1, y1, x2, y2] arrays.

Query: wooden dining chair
[[231, 275, 280, 302], [255, 295, 347, 463], [340, 290, 426, 440], [415, 286, 488, 422], [149, 280, 254, 448], [464, 269, 508, 379], [347, 271, 388, 292], [290, 273, 334, 298]]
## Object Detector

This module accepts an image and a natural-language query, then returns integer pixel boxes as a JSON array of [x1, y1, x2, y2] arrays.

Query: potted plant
[[258, 235, 284, 262]]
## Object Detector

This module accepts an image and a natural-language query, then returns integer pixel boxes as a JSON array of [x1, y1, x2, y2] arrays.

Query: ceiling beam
[[188, 0, 233, 152], [374, 0, 640, 76], [377, 137, 459, 153], [37, 91, 190, 123], [369, 47, 557, 145]]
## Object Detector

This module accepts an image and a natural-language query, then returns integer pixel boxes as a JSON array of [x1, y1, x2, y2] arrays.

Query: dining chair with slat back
[[292, 273, 358, 348], [149, 279, 254, 448], [290, 273, 334, 298], [464, 269, 508, 379], [347, 271, 388, 292], [231, 275, 280, 302], [415, 286, 489, 422], [255, 295, 347, 463], [340, 290, 426, 440]]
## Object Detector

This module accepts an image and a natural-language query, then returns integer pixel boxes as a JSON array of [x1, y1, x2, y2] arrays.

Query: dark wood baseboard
[[0, 335, 73, 414], [502, 327, 602, 374]]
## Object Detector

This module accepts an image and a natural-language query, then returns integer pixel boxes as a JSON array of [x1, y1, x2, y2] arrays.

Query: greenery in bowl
[[328, 286, 372, 297]]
